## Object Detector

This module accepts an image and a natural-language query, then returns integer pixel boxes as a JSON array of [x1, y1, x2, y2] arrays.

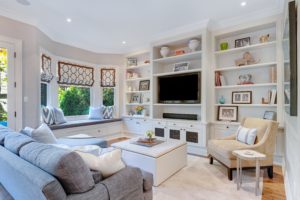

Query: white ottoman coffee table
[[112, 138, 187, 186]]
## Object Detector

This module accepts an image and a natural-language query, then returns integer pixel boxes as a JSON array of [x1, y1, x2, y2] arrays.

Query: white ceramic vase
[[160, 46, 170, 58], [188, 39, 200, 52]]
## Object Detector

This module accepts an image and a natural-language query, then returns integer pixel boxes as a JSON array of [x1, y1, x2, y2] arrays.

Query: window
[[0, 48, 8, 125], [103, 88, 114, 106], [58, 86, 90, 116], [41, 83, 48, 107]]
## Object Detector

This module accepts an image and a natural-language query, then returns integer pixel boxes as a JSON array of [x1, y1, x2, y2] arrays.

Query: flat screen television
[[158, 72, 201, 104]]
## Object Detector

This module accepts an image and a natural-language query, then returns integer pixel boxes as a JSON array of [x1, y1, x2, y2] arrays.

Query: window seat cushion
[[57, 138, 108, 148], [49, 118, 122, 130]]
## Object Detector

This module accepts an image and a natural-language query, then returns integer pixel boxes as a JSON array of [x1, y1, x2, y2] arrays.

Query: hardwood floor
[[262, 165, 286, 200]]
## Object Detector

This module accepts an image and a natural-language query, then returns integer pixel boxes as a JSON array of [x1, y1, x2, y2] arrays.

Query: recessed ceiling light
[[16, 0, 31, 6], [241, 1, 247, 7], [122, 41, 127, 45], [66, 18, 72, 23]]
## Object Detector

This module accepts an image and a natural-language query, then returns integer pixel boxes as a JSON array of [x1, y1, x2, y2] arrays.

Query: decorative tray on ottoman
[[131, 138, 164, 147]]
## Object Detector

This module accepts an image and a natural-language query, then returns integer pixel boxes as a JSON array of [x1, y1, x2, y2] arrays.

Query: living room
[[0, 0, 299, 200]]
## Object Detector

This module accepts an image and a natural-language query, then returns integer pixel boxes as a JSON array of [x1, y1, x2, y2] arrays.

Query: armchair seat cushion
[[208, 139, 249, 160]]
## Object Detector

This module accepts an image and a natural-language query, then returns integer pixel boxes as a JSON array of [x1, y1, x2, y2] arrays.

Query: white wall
[[0, 15, 123, 128], [284, 1, 300, 199]]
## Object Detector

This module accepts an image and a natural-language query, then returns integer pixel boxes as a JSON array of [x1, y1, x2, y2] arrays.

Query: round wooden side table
[[232, 149, 266, 196]]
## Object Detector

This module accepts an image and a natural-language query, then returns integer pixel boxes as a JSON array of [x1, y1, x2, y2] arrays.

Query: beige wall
[[0, 15, 123, 128]]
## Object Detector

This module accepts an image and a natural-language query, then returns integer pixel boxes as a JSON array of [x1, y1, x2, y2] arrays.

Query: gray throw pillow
[[42, 106, 55, 125], [88, 107, 103, 120], [102, 106, 114, 119], [31, 123, 57, 144], [54, 107, 67, 124], [19, 142, 95, 194]]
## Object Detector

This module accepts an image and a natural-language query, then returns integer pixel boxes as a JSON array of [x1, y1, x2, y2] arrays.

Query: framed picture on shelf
[[130, 94, 141, 103], [263, 111, 276, 120], [139, 80, 150, 91], [218, 106, 238, 122], [173, 62, 190, 72], [232, 91, 252, 104], [235, 37, 250, 48], [127, 58, 137, 67]]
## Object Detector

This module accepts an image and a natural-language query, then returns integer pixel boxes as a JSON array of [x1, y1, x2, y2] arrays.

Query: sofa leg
[[267, 166, 273, 179], [228, 168, 233, 181], [209, 157, 213, 165]]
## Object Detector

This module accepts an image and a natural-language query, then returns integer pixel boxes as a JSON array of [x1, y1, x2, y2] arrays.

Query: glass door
[[0, 42, 15, 129]]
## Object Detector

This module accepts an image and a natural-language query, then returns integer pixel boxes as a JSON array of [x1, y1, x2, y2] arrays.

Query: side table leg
[[240, 159, 242, 185], [255, 159, 260, 196], [237, 158, 240, 190]]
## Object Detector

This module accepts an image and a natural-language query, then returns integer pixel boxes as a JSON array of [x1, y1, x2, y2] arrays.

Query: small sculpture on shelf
[[218, 96, 226, 104], [235, 52, 259, 66], [220, 42, 229, 50], [175, 49, 185, 55], [160, 46, 170, 58], [259, 34, 270, 43], [188, 39, 200, 52], [238, 74, 254, 85], [144, 60, 150, 64]]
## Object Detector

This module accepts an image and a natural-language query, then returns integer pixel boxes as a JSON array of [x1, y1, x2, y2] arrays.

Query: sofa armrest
[[141, 170, 153, 192]]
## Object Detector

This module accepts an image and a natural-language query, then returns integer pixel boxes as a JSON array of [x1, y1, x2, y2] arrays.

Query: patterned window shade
[[41, 54, 54, 83], [101, 68, 116, 87], [57, 61, 94, 87]]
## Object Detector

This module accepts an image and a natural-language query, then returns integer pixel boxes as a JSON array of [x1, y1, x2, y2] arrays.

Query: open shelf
[[214, 41, 276, 55], [153, 68, 201, 77], [126, 63, 150, 70], [214, 104, 277, 107], [122, 115, 151, 119], [125, 90, 150, 94], [153, 103, 201, 107], [126, 103, 151, 106], [153, 51, 202, 64], [126, 77, 151, 82], [214, 62, 277, 72], [215, 83, 277, 89]]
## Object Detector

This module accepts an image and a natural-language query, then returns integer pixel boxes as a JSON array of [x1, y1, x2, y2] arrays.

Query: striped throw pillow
[[102, 106, 114, 119], [41, 106, 55, 125], [236, 126, 257, 145]]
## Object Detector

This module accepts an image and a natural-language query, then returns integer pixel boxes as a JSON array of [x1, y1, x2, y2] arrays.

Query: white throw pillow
[[88, 107, 103, 120], [54, 107, 67, 124], [31, 123, 58, 144], [236, 126, 257, 145], [76, 149, 125, 178]]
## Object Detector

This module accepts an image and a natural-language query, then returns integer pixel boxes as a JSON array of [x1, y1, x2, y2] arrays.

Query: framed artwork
[[218, 106, 238, 122], [232, 91, 252, 104], [127, 58, 137, 67], [139, 80, 150, 91], [130, 94, 141, 103], [173, 62, 190, 72], [263, 111, 276, 120], [235, 37, 251, 48]]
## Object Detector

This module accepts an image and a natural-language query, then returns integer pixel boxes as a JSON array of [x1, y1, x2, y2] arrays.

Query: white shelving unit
[[211, 19, 283, 125], [124, 51, 152, 118]]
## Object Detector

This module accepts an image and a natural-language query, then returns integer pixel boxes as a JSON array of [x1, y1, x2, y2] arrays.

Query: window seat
[[49, 118, 122, 130]]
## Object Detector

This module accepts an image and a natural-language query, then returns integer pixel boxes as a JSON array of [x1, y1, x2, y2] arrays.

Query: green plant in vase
[[146, 130, 154, 142], [135, 106, 144, 115]]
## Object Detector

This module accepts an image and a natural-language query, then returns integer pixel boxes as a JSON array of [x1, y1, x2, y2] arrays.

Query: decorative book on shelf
[[215, 72, 226, 86]]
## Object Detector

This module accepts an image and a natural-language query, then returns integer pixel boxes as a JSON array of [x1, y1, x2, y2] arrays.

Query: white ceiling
[[0, 0, 283, 54]]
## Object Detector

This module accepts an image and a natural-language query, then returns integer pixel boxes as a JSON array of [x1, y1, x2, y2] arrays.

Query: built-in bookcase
[[151, 33, 206, 122], [212, 20, 283, 125], [124, 52, 152, 118]]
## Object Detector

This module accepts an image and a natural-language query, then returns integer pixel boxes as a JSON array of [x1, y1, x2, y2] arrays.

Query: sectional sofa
[[0, 126, 153, 200]]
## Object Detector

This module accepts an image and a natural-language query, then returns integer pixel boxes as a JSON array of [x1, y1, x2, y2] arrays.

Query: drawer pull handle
[[190, 125, 193, 127], [173, 123, 176, 126]]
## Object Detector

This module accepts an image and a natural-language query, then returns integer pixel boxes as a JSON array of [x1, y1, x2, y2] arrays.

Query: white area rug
[[153, 155, 263, 200]]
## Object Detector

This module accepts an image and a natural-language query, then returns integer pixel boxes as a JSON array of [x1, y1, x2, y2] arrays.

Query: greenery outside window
[[103, 87, 114, 106], [58, 86, 90, 116]]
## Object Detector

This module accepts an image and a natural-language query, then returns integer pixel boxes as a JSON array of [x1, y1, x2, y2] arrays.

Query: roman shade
[[101, 68, 116, 87], [58, 61, 94, 87], [41, 54, 54, 83]]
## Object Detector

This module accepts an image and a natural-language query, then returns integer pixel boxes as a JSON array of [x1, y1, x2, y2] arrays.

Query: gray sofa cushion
[[0, 183, 14, 200], [0, 125, 13, 146], [141, 170, 153, 191], [91, 170, 102, 184], [66, 183, 109, 200], [4, 133, 34, 155], [19, 142, 95, 194], [102, 167, 144, 200]]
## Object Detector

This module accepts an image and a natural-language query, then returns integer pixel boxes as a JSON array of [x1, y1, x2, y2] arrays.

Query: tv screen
[[158, 73, 201, 103]]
